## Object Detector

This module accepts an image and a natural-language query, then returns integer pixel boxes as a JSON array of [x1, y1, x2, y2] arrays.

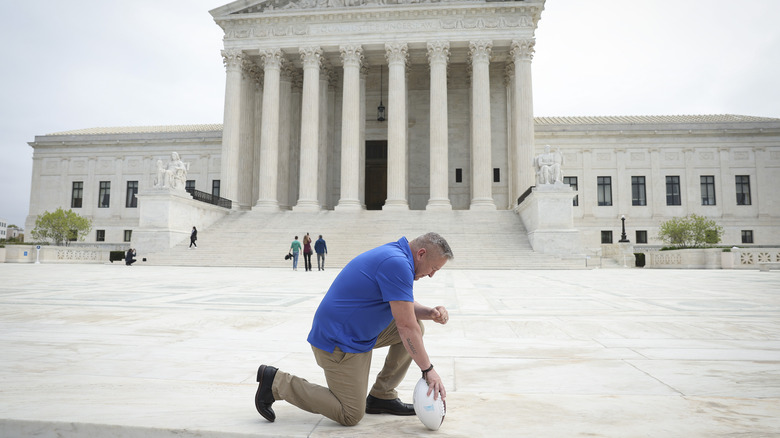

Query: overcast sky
[[1, 0, 778, 228]]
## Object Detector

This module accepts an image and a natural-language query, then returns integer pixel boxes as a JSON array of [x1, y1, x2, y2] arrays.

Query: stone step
[[144, 210, 586, 269]]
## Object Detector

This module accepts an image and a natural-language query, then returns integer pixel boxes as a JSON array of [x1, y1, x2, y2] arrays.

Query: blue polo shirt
[[307, 237, 415, 353]]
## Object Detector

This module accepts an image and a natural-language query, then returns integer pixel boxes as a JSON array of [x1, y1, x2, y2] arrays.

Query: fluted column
[[511, 38, 536, 201], [256, 49, 283, 211], [336, 45, 364, 211], [277, 65, 294, 209], [426, 41, 452, 210], [238, 59, 257, 210], [220, 49, 244, 207], [293, 46, 322, 211], [384, 42, 409, 210], [469, 40, 496, 210]]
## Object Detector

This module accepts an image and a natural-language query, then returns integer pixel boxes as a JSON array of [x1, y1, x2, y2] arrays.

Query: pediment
[[211, 0, 519, 17]]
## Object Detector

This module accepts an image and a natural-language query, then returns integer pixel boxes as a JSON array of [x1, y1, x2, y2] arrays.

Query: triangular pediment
[[211, 0, 513, 17]]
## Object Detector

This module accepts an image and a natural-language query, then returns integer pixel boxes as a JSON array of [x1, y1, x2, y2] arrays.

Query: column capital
[[510, 38, 536, 62], [221, 49, 244, 71], [469, 40, 493, 64], [299, 46, 323, 69], [260, 48, 285, 71], [385, 42, 409, 66], [339, 44, 364, 68], [426, 41, 450, 65]]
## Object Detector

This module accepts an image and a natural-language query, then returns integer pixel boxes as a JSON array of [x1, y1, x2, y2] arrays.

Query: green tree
[[31, 208, 92, 246], [657, 214, 723, 248]]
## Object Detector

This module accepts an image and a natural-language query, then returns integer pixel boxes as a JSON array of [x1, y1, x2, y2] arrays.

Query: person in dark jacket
[[190, 226, 198, 248], [314, 235, 328, 271], [125, 248, 137, 266]]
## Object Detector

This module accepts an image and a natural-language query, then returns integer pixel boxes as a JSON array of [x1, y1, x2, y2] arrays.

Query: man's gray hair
[[412, 232, 454, 260]]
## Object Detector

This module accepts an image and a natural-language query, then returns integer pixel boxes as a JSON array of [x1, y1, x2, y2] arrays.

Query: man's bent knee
[[339, 409, 364, 426]]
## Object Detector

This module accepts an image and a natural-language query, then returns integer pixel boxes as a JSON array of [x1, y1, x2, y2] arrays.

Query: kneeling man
[[255, 232, 453, 426]]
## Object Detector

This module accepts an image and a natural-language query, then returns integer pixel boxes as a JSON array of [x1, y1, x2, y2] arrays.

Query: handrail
[[185, 188, 232, 209], [516, 185, 535, 206]]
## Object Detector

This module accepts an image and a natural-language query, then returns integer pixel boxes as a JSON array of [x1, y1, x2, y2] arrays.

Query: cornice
[[216, 3, 543, 43]]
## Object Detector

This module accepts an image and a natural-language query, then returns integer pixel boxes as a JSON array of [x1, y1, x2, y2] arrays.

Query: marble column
[[511, 38, 536, 201], [256, 49, 284, 211], [252, 68, 264, 206], [469, 40, 496, 210], [359, 65, 368, 206], [426, 41, 452, 210], [238, 59, 257, 210], [220, 49, 244, 207], [384, 42, 409, 210], [277, 65, 294, 209], [293, 46, 322, 211], [336, 45, 364, 210]]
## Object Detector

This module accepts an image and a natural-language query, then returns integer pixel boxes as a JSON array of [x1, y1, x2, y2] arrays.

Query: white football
[[412, 377, 446, 430]]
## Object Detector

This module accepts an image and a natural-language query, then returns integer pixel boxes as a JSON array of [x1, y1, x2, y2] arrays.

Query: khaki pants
[[272, 319, 424, 426]]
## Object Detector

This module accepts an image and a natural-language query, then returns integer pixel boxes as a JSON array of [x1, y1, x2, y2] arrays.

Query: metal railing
[[185, 188, 232, 209], [516, 185, 535, 206]]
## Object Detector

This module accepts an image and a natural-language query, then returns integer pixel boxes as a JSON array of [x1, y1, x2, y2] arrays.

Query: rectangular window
[[96, 230, 105, 242], [124, 230, 132, 242], [631, 176, 647, 206], [212, 180, 221, 198], [636, 230, 648, 244], [98, 181, 111, 208], [597, 176, 612, 206], [601, 230, 613, 244], [741, 230, 754, 244], [666, 176, 681, 206], [68, 229, 77, 242], [563, 176, 578, 206], [455, 168, 463, 183], [186, 180, 196, 193], [71, 181, 83, 208], [700, 175, 716, 205], [493, 168, 500, 183], [736, 175, 751, 205], [126, 181, 138, 208]]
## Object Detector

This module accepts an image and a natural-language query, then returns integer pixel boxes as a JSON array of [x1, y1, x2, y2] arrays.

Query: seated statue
[[534, 145, 565, 185], [153, 152, 189, 190]]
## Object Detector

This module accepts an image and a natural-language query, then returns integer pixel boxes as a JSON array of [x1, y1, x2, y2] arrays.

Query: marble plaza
[[0, 264, 778, 437]]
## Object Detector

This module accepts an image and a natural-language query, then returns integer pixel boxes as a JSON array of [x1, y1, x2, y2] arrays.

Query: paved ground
[[0, 263, 778, 437]]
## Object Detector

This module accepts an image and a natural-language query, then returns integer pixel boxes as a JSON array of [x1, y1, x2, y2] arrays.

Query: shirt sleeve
[[374, 256, 414, 303]]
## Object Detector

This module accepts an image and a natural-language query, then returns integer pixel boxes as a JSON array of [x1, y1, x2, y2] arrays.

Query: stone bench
[[758, 262, 780, 272]]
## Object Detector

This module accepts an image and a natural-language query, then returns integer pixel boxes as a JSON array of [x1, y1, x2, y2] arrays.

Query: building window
[[736, 175, 751, 205], [631, 176, 647, 206], [98, 181, 111, 208], [126, 181, 138, 208], [563, 176, 578, 206], [96, 230, 105, 242], [666, 176, 681, 206], [601, 230, 613, 244], [493, 168, 500, 183], [186, 180, 196, 193], [212, 180, 221, 198], [700, 176, 716, 205], [124, 230, 132, 242], [741, 230, 754, 244], [636, 230, 648, 244], [597, 176, 612, 206], [71, 181, 83, 208], [68, 229, 77, 242], [455, 168, 463, 183]]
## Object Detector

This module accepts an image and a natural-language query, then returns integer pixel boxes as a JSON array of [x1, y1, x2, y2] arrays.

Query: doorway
[[365, 140, 387, 210]]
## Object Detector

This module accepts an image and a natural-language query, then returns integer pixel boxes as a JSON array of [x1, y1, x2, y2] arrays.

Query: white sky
[[1, 0, 779, 228]]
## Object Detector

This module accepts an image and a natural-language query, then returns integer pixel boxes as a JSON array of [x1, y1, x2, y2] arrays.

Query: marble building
[[24, 0, 780, 254]]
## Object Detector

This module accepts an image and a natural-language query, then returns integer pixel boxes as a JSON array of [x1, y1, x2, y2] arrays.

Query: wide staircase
[[144, 210, 586, 269]]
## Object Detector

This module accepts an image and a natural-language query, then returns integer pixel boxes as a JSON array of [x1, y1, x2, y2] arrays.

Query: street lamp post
[[619, 215, 629, 243]]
